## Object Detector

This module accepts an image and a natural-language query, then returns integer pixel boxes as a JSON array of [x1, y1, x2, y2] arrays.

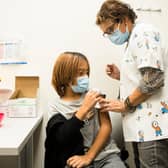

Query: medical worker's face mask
[[108, 24, 129, 45], [71, 75, 89, 93]]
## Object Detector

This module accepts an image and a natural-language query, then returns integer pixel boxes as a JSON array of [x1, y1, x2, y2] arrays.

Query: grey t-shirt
[[48, 95, 120, 161]]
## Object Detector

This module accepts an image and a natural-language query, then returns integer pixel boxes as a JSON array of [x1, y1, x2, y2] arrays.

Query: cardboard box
[[8, 76, 39, 118]]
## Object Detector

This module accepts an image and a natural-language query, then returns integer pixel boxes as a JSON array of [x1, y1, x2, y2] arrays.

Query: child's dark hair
[[52, 51, 90, 97]]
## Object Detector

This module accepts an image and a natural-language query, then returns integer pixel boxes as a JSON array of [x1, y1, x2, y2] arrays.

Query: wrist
[[75, 107, 88, 120], [124, 96, 136, 113], [85, 152, 95, 162]]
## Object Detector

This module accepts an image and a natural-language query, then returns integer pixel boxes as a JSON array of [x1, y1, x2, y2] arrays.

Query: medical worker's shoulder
[[128, 22, 161, 52], [134, 23, 159, 33], [130, 22, 160, 42]]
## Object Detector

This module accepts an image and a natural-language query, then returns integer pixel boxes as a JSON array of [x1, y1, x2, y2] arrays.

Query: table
[[0, 114, 43, 168]]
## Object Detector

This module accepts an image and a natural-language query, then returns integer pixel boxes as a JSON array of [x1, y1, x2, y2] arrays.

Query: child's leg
[[94, 153, 126, 168]]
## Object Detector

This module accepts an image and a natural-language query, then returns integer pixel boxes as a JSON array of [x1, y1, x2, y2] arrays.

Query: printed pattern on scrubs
[[120, 23, 168, 142]]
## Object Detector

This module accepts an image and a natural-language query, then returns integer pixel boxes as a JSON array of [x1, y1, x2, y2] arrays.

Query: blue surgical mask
[[71, 75, 89, 93], [108, 24, 129, 45]]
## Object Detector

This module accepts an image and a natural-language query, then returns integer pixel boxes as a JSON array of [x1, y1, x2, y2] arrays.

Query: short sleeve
[[132, 28, 164, 71]]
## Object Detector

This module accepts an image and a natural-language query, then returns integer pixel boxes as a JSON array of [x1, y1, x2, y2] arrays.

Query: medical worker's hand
[[67, 154, 92, 168], [99, 99, 126, 113], [106, 64, 120, 80]]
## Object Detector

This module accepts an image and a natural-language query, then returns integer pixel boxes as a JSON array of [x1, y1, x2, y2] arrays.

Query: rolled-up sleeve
[[132, 25, 165, 94], [139, 67, 164, 94]]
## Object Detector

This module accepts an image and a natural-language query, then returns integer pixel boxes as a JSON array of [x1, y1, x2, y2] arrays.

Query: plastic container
[[0, 112, 4, 127]]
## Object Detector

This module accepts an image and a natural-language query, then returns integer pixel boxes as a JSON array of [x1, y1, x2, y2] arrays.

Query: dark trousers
[[132, 139, 168, 168]]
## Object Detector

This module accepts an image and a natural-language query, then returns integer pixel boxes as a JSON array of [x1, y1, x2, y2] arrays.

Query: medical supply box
[[8, 76, 39, 118]]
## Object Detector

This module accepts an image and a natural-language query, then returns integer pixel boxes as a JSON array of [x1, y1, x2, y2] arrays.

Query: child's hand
[[67, 154, 92, 168], [75, 90, 100, 120], [82, 90, 100, 111]]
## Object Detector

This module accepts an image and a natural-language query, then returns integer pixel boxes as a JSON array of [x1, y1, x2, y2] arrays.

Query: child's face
[[72, 59, 89, 85]]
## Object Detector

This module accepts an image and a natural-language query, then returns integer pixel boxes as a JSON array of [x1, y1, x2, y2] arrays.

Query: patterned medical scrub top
[[120, 23, 168, 142]]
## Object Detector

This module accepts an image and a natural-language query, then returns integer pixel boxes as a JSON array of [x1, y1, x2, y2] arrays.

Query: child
[[44, 51, 125, 168]]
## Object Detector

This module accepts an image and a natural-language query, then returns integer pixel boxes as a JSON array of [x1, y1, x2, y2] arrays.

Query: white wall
[[0, 1, 123, 167], [0, 0, 167, 168]]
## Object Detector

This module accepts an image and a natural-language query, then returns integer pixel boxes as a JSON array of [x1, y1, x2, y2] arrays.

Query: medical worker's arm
[[99, 68, 164, 112], [127, 67, 164, 108], [139, 67, 164, 94]]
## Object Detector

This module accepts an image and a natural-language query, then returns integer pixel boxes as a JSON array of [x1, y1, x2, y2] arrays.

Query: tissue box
[[8, 76, 39, 118]]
